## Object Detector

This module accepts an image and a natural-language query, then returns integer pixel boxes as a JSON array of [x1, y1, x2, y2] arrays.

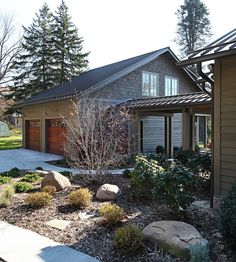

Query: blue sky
[[0, 0, 235, 68]]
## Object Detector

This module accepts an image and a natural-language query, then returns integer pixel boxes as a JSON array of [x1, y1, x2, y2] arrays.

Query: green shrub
[[0, 185, 15, 208], [218, 183, 236, 247], [155, 164, 202, 213], [69, 188, 92, 208], [0, 197, 10, 208], [25, 192, 51, 208], [60, 171, 74, 181], [155, 145, 164, 154], [190, 240, 209, 262], [42, 185, 56, 195], [15, 182, 33, 193], [99, 203, 124, 225], [130, 154, 164, 200], [21, 173, 41, 183], [122, 169, 131, 178], [5, 167, 21, 178], [114, 224, 143, 253], [0, 176, 12, 185], [2, 185, 15, 199], [35, 166, 43, 170]]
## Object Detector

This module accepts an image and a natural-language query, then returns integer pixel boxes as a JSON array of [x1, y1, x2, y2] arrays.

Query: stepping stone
[[191, 200, 210, 209], [46, 219, 71, 230], [0, 221, 99, 262]]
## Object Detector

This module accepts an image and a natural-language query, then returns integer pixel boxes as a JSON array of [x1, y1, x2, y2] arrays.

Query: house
[[0, 87, 22, 128], [178, 28, 236, 204], [17, 47, 208, 155]]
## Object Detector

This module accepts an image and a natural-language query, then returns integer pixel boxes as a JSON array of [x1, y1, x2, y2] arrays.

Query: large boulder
[[142, 220, 208, 259], [41, 171, 71, 191], [96, 183, 121, 200]]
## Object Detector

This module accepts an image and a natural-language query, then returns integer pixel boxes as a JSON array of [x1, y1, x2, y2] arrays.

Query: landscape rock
[[142, 220, 208, 259], [35, 170, 50, 177], [41, 171, 71, 191], [46, 219, 71, 230], [96, 183, 121, 200]]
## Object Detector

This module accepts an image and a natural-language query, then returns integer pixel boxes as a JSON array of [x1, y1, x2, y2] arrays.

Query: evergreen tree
[[10, 3, 55, 101], [176, 0, 212, 57], [53, 0, 89, 84]]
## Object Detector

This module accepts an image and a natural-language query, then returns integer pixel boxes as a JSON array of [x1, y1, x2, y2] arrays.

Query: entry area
[[26, 120, 40, 151], [46, 119, 66, 155]]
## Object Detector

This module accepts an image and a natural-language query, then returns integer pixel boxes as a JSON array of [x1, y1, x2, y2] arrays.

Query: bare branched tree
[[0, 14, 21, 89], [63, 96, 131, 176]]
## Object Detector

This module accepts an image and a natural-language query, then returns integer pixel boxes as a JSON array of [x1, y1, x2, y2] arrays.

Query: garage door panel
[[47, 119, 66, 155], [27, 120, 40, 151]]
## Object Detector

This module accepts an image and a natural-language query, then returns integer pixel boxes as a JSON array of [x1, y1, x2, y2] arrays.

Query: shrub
[[189, 240, 209, 262], [114, 224, 143, 253], [21, 173, 41, 183], [218, 183, 236, 247], [0, 176, 12, 185], [130, 154, 164, 200], [60, 171, 74, 181], [43, 185, 56, 195], [122, 169, 131, 178], [35, 166, 43, 170], [156, 145, 164, 154], [69, 188, 92, 208], [5, 167, 21, 178], [2, 185, 15, 199], [25, 192, 52, 208], [15, 182, 33, 193], [155, 164, 202, 213], [99, 203, 124, 225], [0, 185, 15, 208]]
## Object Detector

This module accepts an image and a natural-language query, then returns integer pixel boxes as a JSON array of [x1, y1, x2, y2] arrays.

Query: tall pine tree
[[176, 0, 212, 57], [12, 3, 55, 101], [53, 0, 89, 84]]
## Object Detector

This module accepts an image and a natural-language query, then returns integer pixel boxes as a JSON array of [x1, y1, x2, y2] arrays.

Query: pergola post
[[182, 108, 195, 151], [164, 116, 173, 158]]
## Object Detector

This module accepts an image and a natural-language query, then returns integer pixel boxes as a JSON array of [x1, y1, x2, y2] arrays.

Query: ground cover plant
[[14, 182, 33, 193]]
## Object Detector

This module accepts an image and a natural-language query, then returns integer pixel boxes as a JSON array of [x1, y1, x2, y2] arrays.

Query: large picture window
[[142, 72, 159, 96], [164, 76, 178, 96]]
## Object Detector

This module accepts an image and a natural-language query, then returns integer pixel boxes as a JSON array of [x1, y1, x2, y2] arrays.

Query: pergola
[[127, 92, 211, 158]]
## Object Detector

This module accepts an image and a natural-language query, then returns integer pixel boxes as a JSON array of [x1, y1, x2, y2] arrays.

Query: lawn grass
[[0, 130, 22, 150]]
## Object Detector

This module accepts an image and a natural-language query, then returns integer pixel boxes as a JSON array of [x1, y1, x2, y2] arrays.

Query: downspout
[[197, 62, 214, 208]]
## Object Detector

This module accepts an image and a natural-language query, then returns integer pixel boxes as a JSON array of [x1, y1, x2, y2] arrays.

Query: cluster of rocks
[[39, 170, 208, 260]]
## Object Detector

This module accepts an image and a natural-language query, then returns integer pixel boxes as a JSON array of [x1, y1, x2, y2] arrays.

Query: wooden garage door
[[27, 120, 40, 151], [47, 119, 66, 155]]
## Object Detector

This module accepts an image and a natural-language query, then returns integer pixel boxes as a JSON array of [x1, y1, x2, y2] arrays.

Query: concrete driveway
[[0, 149, 66, 173], [0, 149, 126, 174]]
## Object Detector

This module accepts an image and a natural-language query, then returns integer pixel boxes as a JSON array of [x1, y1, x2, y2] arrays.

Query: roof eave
[[177, 49, 236, 66]]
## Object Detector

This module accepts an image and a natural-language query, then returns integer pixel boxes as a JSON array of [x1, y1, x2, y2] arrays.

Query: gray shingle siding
[[94, 53, 196, 153], [93, 54, 198, 101]]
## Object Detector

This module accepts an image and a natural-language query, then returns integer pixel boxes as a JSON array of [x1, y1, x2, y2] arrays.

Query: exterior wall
[[22, 99, 73, 152], [93, 53, 197, 153], [214, 55, 236, 196], [93, 53, 198, 101], [141, 113, 182, 153]]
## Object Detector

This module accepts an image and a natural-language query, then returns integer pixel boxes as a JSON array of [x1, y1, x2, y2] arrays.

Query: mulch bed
[[0, 174, 235, 262]]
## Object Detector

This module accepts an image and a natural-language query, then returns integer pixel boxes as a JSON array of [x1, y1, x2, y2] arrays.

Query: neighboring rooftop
[[178, 28, 236, 66], [125, 92, 211, 110], [17, 47, 195, 107]]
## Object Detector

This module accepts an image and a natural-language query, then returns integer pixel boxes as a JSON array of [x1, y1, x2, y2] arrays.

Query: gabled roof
[[125, 92, 211, 110], [178, 28, 236, 66], [17, 47, 197, 107]]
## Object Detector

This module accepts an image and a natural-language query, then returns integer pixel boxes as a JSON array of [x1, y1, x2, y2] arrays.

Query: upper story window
[[164, 76, 178, 96], [142, 71, 159, 96]]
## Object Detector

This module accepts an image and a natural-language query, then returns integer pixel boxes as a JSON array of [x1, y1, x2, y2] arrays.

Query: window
[[164, 76, 178, 96], [142, 72, 159, 96]]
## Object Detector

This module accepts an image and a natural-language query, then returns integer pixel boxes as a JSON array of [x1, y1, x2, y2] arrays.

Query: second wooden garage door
[[27, 120, 40, 151], [47, 119, 66, 155]]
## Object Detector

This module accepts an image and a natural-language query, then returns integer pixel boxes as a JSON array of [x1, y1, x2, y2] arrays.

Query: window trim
[[142, 71, 159, 96], [164, 75, 179, 96]]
